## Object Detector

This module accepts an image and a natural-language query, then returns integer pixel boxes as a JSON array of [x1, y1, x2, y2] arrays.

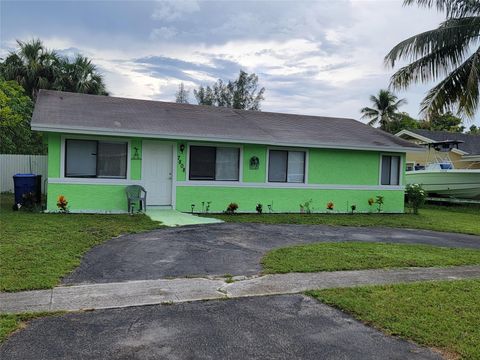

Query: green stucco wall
[[176, 186, 404, 213], [243, 144, 267, 182], [44, 134, 406, 213], [47, 133, 61, 178], [47, 183, 128, 212], [308, 149, 379, 185]]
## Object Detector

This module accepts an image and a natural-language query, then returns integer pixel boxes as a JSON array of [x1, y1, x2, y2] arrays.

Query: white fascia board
[[32, 123, 421, 153]]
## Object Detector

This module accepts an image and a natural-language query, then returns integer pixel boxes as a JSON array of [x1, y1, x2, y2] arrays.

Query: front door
[[142, 141, 173, 206]]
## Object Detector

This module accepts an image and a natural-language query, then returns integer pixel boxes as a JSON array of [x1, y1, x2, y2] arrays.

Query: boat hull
[[406, 170, 480, 199]]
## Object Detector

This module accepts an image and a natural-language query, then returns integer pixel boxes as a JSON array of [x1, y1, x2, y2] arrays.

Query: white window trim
[[379, 153, 404, 186], [266, 147, 309, 184], [60, 134, 131, 182], [186, 142, 243, 183]]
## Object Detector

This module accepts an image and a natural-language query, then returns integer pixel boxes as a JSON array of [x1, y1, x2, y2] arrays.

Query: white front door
[[142, 141, 173, 206]]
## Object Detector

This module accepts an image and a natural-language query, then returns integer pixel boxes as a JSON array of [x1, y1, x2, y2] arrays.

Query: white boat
[[405, 140, 480, 199]]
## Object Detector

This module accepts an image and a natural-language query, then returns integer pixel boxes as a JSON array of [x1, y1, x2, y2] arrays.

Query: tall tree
[[194, 70, 265, 110], [0, 39, 108, 99], [1, 39, 58, 99], [0, 79, 44, 154], [427, 111, 465, 132], [385, 0, 480, 118], [360, 89, 407, 132], [53, 55, 108, 95], [175, 82, 190, 103]]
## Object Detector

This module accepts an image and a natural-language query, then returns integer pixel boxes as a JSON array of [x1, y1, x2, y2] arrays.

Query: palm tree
[[385, 0, 480, 118], [1, 39, 108, 99], [361, 89, 407, 131], [1, 39, 59, 99], [54, 55, 108, 95]]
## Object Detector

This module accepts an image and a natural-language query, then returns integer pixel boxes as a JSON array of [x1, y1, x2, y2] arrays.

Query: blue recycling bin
[[13, 174, 37, 205]]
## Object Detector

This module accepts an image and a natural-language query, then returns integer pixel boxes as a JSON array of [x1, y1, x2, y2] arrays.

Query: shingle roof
[[409, 129, 480, 155], [31, 90, 419, 152]]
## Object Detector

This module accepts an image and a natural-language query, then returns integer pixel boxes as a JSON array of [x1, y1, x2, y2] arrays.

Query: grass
[[208, 204, 480, 236], [0, 194, 161, 292], [0, 312, 64, 343], [307, 279, 480, 359], [261, 242, 480, 273]]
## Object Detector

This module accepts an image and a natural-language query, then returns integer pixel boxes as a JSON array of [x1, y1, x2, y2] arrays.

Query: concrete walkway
[[146, 208, 223, 226], [2, 265, 480, 313]]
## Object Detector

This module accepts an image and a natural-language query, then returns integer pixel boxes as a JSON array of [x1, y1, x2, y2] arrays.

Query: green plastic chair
[[126, 185, 147, 214]]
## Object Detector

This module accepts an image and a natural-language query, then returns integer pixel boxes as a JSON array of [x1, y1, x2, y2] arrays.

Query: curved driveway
[[62, 223, 480, 285]]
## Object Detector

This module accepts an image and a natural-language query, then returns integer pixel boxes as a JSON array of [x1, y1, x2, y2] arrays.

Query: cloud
[[152, 0, 200, 22], [3, 0, 478, 125]]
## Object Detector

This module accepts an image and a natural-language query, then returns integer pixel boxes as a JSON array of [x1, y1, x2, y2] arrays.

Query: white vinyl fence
[[0, 154, 48, 193]]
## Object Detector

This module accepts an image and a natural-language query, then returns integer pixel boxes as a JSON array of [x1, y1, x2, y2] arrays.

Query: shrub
[[375, 195, 384, 213], [225, 202, 239, 214], [56, 195, 69, 213], [350, 204, 356, 214], [256, 203, 263, 214], [405, 184, 427, 214], [300, 199, 313, 214], [326, 201, 334, 211]]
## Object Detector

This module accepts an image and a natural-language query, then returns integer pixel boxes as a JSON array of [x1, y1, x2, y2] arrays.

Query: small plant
[[256, 203, 263, 214], [367, 197, 375, 213], [224, 274, 234, 283], [326, 201, 334, 211], [267, 202, 274, 213], [191, 204, 195, 213], [205, 201, 211, 213], [225, 202, 239, 214], [300, 199, 313, 214], [405, 184, 427, 214], [375, 195, 384, 213], [56, 195, 69, 213], [350, 204, 356, 214]]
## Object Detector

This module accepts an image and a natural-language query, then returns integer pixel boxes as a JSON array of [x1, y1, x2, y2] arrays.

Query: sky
[[1, 0, 477, 126]]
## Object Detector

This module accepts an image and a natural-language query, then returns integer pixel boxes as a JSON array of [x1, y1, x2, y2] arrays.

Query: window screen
[[189, 146, 216, 180], [268, 150, 288, 182], [381, 155, 401, 185], [189, 146, 240, 181], [65, 140, 97, 177], [216, 147, 239, 181], [65, 139, 127, 179], [97, 142, 127, 178], [268, 150, 305, 183]]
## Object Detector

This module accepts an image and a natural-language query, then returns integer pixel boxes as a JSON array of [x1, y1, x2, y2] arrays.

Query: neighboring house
[[395, 129, 480, 170], [31, 90, 419, 213]]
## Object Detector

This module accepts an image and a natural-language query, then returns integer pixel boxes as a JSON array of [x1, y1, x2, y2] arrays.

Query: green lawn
[[262, 242, 480, 273], [0, 312, 64, 343], [0, 195, 161, 292], [208, 204, 480, 236], [307, 279, 480, 359]]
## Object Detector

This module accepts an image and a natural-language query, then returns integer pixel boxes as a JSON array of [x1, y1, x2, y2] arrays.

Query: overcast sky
[[2, 0, 477, 125]]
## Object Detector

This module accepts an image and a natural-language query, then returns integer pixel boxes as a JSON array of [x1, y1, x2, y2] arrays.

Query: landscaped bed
[[0, 195, 161, 292], [307, 279, 480, 359], [208, 204, 480, 236], [262, 242, 480, 273]]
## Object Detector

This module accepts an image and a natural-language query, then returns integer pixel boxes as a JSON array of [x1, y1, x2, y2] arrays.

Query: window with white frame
[[380, 155, 401, 185], [268, 150, 305, 183], [65, 139, 128, 178], [189, 145, 240, 181]]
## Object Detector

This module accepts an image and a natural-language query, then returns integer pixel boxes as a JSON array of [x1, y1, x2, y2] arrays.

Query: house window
[[189, 146, 240, 181], [268, 150, 305, 183], [65, 139, 127, 178], [381, 155, 401, 185]]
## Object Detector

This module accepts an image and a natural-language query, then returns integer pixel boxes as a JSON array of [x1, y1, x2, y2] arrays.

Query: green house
[[31, 90, 419, 214]]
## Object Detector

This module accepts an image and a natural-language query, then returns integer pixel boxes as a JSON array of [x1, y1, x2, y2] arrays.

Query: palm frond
[[421, 47, 480, 117], [385, 16, 480, 68], [404, 0, 480, 18]]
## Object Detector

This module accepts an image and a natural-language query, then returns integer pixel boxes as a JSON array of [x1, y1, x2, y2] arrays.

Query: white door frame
[[141, 140, 177, 207]]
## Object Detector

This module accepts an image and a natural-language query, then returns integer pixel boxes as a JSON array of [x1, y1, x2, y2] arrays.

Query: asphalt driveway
[[62, 223, 480, 285], [0, 294, 440, 360]]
